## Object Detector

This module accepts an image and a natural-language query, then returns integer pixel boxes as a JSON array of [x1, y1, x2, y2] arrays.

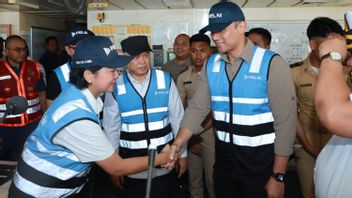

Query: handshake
[[159, 143, 188, 178], [159, 143, 182, 170]]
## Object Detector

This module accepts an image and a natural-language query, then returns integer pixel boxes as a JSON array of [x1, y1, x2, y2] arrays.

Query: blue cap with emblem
[[72, 36, 133, 69], [65, 26, 95, 46], [199, 1, 245, 34]]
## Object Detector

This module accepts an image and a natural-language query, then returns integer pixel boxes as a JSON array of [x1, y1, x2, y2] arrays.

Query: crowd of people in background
[[1, 1, 352, 198]]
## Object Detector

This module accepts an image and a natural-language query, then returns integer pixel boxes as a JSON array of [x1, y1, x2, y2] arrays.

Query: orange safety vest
[[0, 59, 43, 127]]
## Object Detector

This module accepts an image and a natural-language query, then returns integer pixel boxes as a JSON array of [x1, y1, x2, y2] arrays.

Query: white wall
[[87, 7, 350, 64], [88, 7, 349, 33], [0, 12, 20, 35]]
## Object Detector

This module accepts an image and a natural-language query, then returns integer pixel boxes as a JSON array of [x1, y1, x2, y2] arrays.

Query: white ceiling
[[0, 0, 351, 21], [94, 0, 352, 10]]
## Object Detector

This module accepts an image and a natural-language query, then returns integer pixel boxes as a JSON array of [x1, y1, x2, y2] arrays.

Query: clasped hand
[[161, 144, 180, 170]]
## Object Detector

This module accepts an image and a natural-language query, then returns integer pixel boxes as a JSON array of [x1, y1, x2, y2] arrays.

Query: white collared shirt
[[103, 69, 185, 155]]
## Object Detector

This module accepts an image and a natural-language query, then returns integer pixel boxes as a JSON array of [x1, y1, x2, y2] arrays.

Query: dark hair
[[248, 27, 272, 46], [175, 34, 190, 41], [69, 66, 103, 89], [190, 34, 211, 46], [307, 17, 344, 40], [45, 36, 58, 45], [5, 35, 26, 48]]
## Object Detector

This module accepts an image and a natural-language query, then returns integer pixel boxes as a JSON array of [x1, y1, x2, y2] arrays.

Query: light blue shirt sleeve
[[168, 80, 187, 157], [102, 92, 121, 150]]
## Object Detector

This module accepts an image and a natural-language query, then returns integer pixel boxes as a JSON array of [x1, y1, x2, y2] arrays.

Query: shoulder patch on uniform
[[290, 61, 304, 68]]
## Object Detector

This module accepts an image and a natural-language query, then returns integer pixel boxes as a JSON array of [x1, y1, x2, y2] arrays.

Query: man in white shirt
[[103, 35, 186, 198]]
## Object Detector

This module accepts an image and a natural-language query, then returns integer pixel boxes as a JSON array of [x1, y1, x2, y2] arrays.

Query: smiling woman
[[8, 36, 173, 198]]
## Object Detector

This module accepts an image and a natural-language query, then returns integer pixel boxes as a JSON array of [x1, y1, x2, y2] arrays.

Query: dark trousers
[[213, 163, 271, 198], [0, 120, 39, 161], [121, 170, 177, 198]]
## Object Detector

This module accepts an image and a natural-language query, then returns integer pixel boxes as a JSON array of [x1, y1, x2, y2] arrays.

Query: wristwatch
[[320, 51, 343, 63], [271, 172, 286, 183]]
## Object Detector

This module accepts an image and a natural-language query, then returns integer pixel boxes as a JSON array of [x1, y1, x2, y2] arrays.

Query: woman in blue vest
[[9, 36, 172, 198]]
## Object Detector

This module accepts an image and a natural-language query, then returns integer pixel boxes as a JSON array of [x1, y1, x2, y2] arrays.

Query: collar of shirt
[[219, 39, 254, 65], [303, 56, 317, 74], [81, 88, 103, 115], [190, 65, 202, 76], [127, 68, 151, 86], [6, 58, 23, 75], [126, 68, 151, 96], [171, 57, 192, 67]]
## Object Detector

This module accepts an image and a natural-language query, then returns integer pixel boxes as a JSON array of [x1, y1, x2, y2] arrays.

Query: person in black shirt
[[39, 36, 69, 84], [46, 27, 94, 106]]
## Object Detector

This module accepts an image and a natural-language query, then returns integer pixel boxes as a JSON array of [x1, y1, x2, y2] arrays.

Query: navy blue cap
[[65, 26, 95, 46], [199, 2, 245, 33], [72, 36, 133, 69], [120, 36, 153, 56]]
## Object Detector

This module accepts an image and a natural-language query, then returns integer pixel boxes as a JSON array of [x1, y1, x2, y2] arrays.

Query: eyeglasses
[[7, 47, 28, 54]]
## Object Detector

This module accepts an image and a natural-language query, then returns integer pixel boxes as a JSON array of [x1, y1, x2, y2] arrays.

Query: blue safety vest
[[12, 84, 100, 197], [113, 68, 173, 158], [207, 46, 277, 172], [54, 62, 71, 91]]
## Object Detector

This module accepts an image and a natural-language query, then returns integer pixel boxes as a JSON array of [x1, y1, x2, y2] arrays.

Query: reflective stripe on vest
[[114, 69, 173, 158], [14, 85, 98, 197], [0, 98, 39, 110], [119, 131, 174, 149], [13, 172, 84, 198], [207, 46, 276, 147], [54, 62, 71, 90], [121, 117, 169, 132], [0, 60, 42, 127], [215, 130, 275, 147], [0, 104, 41, 118]]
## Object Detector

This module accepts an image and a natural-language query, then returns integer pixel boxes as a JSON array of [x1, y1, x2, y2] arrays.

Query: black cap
[[65, 26, 95, 46], [120, 36, 153, 56], [72, 36, 133, 69]]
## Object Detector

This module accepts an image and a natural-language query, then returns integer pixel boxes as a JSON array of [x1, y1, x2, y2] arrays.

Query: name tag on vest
[[0, 75, 11, 80]]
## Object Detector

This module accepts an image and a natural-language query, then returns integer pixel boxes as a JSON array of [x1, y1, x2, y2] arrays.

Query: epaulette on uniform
[[290, 61, 304, 68]]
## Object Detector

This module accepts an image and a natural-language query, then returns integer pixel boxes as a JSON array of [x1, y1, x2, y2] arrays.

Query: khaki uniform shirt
[[181, 40, 297, 156], [162, 58, 191, 82], [177, 66, 214, 141], [177, 66, 200, 106], [292, 57, 352, 150]]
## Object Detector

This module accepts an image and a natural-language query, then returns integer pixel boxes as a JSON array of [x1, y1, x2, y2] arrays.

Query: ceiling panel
[[269, 0, 301, 7], [243, 0, 274, 8], [192, 0, 217, 9], [230, 0, 247, 7], [162, 0, 192, 9], [108, 0, 145, 10], [0, 0, 351, 23], [320, 0, 352, 7], [136, 0, 168, 9], [295, 2, 326, 7]]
